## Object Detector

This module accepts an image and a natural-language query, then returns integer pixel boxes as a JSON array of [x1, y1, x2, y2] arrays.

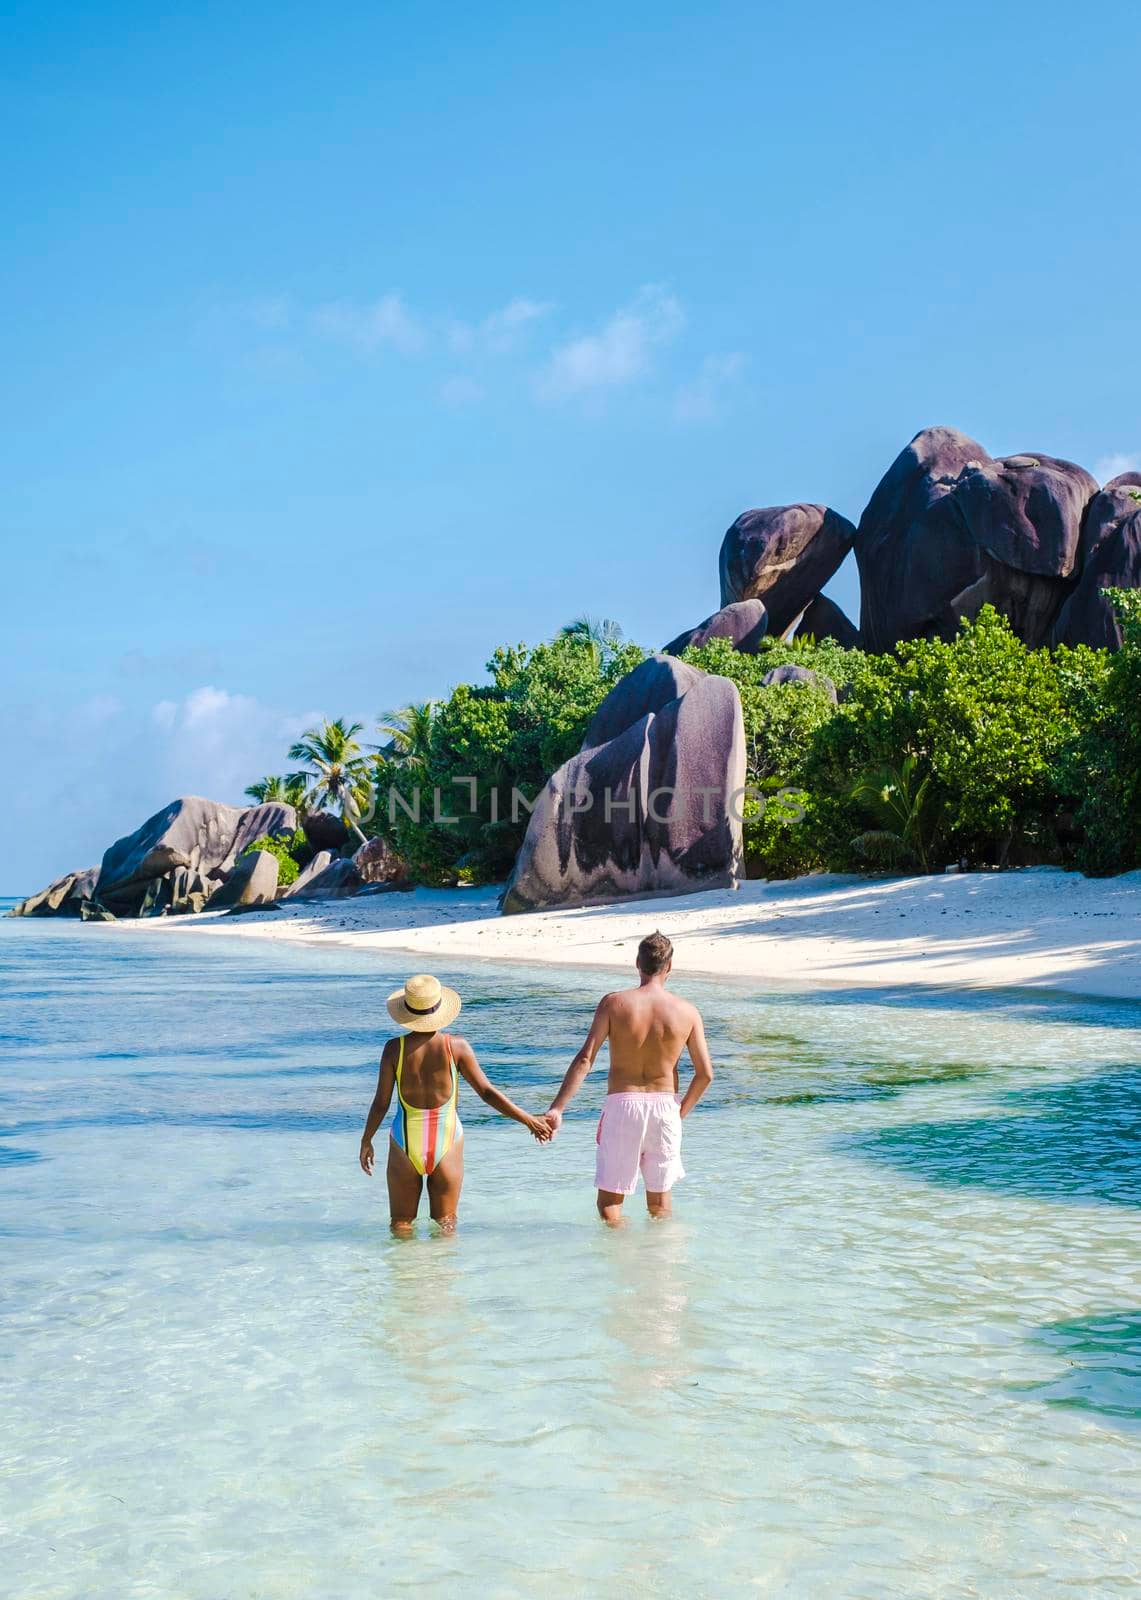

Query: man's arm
[[360, 1045, 396, 1174], [547, 997, 611, 1129], [678, 1007, 713, 1119]]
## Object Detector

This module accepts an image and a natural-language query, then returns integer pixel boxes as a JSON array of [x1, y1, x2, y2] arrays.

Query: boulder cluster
[[10, 797, 407, 920], [664, 425, 1141, 657], [17, 424, 1141, 921]]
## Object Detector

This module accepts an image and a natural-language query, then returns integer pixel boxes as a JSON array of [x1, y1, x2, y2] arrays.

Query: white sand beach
[[141, 867, 1141, 1000]]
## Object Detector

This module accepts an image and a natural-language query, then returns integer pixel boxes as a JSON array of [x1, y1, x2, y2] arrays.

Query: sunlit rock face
[[951, 452, 1099, 647], [719, 504, 856, 636], [502, 654, 746, 914], [855, 427, 1101, 650], [664, 599, 769, 657], [9, 867, 99, 918], [204, 848, 280, 910]]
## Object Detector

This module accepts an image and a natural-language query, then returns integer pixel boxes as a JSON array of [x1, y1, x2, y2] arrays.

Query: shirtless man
[[545, 931, 714, 1224]]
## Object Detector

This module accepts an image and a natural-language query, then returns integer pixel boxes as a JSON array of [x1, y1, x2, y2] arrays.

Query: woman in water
[[359, 973, 551, 1232]]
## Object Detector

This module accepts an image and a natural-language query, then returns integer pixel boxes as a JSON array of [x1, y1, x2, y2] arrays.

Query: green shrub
[[242, 829, 308, 887], [800, 608, 1106, 872], [368, 634, 647, 885], [1069, 590, 1141, 875], [682, 634, 857, 878]]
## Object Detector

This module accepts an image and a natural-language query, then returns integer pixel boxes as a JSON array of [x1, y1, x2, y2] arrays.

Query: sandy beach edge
[[107, 867, 1141, 1002]]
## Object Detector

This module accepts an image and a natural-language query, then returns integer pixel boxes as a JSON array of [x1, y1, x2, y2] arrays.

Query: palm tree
[[376, 701, 436, 766], [287, 719, 373, 845], [244, 774, 312, 814], [849, 754, 944, 874], [559, 615, 625, 664]]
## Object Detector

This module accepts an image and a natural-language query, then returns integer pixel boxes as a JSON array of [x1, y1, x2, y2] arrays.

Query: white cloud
[[143, 688, 324, 802], [538, 285, 684, 399], [310, 293, 423, 355], [447, 297, 553, 356], [1094, 452, 1141, 486], [5, 686, 339, 891], [479, 297, 553, 351], [439, 375, 485, 407], [673, 352, 746, 424]]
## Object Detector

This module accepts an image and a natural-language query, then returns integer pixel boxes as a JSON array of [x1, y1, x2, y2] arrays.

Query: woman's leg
[[426, 1137, 464, 1233], [386, 1139, 423, 1235]]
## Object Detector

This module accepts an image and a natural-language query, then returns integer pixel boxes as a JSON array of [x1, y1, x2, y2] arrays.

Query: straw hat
[[386, 973, 462, 1031]]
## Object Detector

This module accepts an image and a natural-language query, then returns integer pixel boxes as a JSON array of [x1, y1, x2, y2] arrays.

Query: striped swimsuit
[[389, 1033, 462, 1176]]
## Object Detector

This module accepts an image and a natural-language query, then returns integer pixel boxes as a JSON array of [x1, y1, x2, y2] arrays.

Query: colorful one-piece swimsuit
[[389, 1033, 463, 1176]]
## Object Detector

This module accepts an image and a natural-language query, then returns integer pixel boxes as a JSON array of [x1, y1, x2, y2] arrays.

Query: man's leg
[[426, 1137, 464, 1233], [642, 1100, 682, 1221], [386, 1140, 423, 1236], [597, 1189, 626, 1227]]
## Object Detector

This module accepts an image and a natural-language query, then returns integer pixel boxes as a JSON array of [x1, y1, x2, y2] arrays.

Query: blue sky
[[4, 0, 1140, 890]]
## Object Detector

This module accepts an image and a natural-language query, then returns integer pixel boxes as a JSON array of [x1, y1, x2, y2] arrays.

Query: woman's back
[[393, 1030, 456, 1110]]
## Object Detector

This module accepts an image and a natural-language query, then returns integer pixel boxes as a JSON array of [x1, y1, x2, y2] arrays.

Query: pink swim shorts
[[595, 1092, 685, 1195]]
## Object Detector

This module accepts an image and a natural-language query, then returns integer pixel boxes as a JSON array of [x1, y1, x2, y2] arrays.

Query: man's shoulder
[[665, 992, 702, 1024]]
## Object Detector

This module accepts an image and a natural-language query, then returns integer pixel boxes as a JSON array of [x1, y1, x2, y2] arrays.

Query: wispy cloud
[[1094, 451, 1141, 486], [673, 352, 746, 424], [310, 293, 424, 355], [449, 297, 554, 355], [216, 283, 735, 418], [537, 285, 684, 399], [439, 375, 485, 408]]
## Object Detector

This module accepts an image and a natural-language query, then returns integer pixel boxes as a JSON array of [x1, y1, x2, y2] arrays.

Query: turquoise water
[[2, 919, 1139, 1599]]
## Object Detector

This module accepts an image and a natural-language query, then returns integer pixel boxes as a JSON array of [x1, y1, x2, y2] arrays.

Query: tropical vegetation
[[243, 598, 1141, 887], [286, 719, 374, 845], [241, 830, 309, 887]]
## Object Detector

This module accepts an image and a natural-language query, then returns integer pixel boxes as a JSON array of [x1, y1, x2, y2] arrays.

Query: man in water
[[545, 931, 714, 1224]]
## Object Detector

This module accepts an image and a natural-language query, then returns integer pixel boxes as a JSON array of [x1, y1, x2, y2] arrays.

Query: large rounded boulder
[[580, 654, 705, 751], [205, 849, 280, 910], [719, 504, 856, 636], [951, 452, 1099, 646], [856, 426, 1101, 649], [855, 426, 990, 651], [502, 654, 746, 913], [1052, 474, 1141, 649], [663, 599, 768, 656]]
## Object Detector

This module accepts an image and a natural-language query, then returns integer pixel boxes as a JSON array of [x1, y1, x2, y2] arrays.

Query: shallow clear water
[[2, 920, 1139, 1599]]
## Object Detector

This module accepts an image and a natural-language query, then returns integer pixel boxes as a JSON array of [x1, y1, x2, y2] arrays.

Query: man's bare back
[[546, 931, 714, 1223], [601, 984, 704, 1094]]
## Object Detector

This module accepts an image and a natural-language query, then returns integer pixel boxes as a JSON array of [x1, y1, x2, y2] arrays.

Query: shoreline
[[108, 866, 1141, 1002]]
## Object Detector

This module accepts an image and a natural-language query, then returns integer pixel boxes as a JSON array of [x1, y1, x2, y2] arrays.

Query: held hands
[[525, 1112, 557, 1143], [359, 1138, 375, 1176]]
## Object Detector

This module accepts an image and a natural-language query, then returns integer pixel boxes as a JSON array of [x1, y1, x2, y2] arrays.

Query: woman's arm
[[360, 1044, 396, 1174], [453, 1038, 552, 1140]]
